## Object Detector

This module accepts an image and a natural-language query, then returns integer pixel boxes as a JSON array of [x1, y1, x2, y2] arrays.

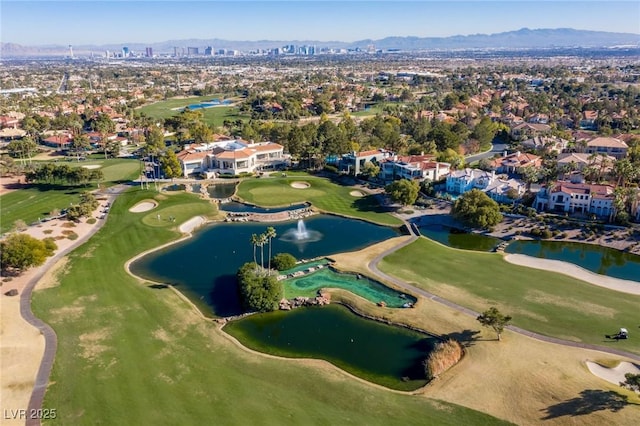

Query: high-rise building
[[145, 47, 153, 57], [122, 46, 130, 57], [204, 46, 213, 56], [187, 47, 199, 56]]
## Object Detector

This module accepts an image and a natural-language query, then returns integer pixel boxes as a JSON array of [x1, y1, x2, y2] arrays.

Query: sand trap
[[350, 190, 365, 197], [290, 182, 310, 189], [586, 361, 640, 386], [180, 216, 206, 233], [129, 200, 158, 213], [81, 165, 101, 169], [503, 254, 640, 295]]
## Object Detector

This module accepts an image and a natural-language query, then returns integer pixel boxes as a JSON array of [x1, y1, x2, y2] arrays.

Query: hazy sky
[[2, 1, 639, 45]]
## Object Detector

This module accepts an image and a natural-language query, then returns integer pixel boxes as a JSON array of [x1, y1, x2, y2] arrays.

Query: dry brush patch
[[424, 339, 464, 380]]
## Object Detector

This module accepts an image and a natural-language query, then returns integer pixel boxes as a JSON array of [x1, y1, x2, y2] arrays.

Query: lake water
[[505, 239, 640, 283], [220, 201, 309, 213], [223, 304, 434, 391], [419, 224, 500, 252], [130, 215, 400, 316], [206, 183, 237, 199]]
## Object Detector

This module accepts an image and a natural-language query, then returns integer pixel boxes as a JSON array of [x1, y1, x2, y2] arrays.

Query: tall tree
[[385, 179, 420, 206], [265, 227, 277, 272], [160, 150, 182, 179], [451, 189, 503, 230]]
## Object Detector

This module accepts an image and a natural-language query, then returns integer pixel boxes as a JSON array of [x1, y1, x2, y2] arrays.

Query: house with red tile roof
[[488, 151, 542, 174], [176, 139, 287, 177]]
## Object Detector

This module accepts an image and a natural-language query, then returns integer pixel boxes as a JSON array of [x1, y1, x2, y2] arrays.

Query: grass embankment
[[138, 94, 249, 127], [0, 159, 141, 233], [237, 174, 403, 226], [379, 237, 640, 355], [32, 189, 505, 425]]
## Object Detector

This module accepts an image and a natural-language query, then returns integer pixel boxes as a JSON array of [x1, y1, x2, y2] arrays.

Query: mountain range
[[1, 28, 639, 57]]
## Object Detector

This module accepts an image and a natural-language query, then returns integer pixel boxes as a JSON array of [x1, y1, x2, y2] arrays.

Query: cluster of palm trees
[[249, 227, 277, 274]]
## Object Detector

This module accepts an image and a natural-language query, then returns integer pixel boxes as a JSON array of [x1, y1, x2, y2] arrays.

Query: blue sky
[[2, 1, 639, 45]]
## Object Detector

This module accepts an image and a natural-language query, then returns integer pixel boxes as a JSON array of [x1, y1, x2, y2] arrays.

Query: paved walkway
[[367, 225, 640, 362], [21, 184, 126, 426]]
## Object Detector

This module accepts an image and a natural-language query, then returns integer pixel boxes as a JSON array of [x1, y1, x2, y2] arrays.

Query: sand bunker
[[81, 165, 101, 169], [586, 361, 640, 386], [290, 182, 310, 189], [180, 216, 206, 233], [350, 190, 365, 197], [129, 200, 158, 213]]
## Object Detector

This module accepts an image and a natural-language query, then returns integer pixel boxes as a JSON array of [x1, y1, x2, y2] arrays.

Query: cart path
[[367, 229, 640, 362], [21, 185, 126, 426]]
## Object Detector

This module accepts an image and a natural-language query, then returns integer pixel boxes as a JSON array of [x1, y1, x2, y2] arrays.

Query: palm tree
[[257, 233, 267, 270], [265, 227, 277, 272], [250, 234, 259, 267]]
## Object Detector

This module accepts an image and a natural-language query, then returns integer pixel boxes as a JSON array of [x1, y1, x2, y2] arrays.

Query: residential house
[[534, 181, 615, 218], [483, 178, 526, 203], [176, 139, 287, 177], [580, 110, 598, 130], [556, 152, 615, 173], [339, 149, 393, 175], [488, 151, 542, 174], [379, 154, 450, 182], [446, 168, 525, 203], [584, 137, 628, 159], [446, 168, 496, 194], [521, 136, 569, 153], [42, 133, 73, 149], [510, 122, 552, 141], [527, 113, 549, 124]]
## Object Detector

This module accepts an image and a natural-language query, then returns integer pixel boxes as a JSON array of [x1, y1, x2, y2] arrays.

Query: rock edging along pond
[[222, 303, 441, 391]]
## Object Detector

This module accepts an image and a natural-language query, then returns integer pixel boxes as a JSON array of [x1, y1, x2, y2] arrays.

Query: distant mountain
[[2, 28, 639, 58]]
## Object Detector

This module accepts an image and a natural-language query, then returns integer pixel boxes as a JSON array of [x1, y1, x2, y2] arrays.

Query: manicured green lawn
[[0, 159, 141, 233], [379, 237, 640, 354], [138, 94, 250, 127], [236, 174, 403, 226], [0, 186, 83, 233], [33, 190, 507, 425]]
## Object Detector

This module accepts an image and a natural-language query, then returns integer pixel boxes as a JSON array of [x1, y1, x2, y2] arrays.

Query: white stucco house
[[176, 139, 287, 177], [535, 181, 615, 218]]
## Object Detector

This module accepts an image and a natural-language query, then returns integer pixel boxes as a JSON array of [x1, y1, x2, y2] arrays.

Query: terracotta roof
[[252, 142, 283, 152], [216, 148, 253, 159], [587, 137, 628, 148], [177, 151, 209, 162], [356, 149, 385, 158]]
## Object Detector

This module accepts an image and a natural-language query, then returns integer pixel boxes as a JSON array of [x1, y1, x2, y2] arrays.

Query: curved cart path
[[21, 185, 126, 426], [368, 230, 640, 363]]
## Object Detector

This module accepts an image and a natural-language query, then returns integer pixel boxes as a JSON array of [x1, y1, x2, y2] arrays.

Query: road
[[465, 140, 509, 165]]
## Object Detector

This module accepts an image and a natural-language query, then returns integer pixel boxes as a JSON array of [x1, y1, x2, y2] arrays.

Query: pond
[[207, 183, 237, 199], [223, 304, 435, 391], [220, 201, 309, 214], [419, 224, 501, 252], [505, 240, 640, 283], [284, 268, 417, 308], [130, 215, 400, 316], [163, 184, 186, 192]]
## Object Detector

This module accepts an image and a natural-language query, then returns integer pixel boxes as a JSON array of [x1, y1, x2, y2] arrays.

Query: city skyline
[[2, 1, 639, 46]]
